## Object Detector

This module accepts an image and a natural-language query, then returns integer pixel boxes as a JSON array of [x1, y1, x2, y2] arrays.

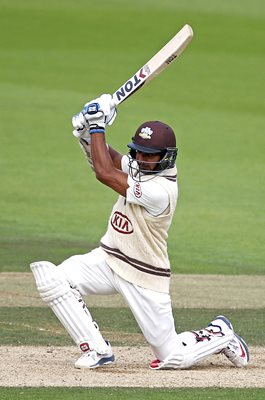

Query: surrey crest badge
[[139, 126, 153, 139]]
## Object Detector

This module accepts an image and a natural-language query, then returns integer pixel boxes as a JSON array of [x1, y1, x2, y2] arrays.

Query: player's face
[[135, 151, 161, 171]]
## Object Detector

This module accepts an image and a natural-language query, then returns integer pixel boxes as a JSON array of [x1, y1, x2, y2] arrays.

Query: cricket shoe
[[222, 333, 249, 367], [207, 314, 234, 335], [210, 315, 249, 367], [75, 341, 115, 369]]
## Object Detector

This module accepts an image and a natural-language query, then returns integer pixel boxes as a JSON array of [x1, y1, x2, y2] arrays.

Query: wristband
[[90, 126, 105, 135]]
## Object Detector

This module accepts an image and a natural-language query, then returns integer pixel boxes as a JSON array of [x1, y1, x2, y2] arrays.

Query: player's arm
[[78, 137, 122, 171], [90, 132, 128, 196], [108, 146, 122, 170]]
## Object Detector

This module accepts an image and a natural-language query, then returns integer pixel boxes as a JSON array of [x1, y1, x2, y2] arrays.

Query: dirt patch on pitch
[[0, 345, 264, 388], [1, 272, 265, 309]]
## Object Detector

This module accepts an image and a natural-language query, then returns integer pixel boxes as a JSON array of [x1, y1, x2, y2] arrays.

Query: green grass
[[0, 2, 264, 275], [0, 235, 96, 272], [0, 307, 263, 346], [1, 387, 265, 400]]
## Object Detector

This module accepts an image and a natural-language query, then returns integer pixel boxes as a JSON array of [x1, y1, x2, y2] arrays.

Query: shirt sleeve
[[126, 175, 169, 216], [121, 154, 130, 173], [121, 155, 170, 216]]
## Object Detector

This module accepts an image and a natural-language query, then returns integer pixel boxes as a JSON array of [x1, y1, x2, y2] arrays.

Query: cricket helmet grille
[[127, 121, 178, 176]]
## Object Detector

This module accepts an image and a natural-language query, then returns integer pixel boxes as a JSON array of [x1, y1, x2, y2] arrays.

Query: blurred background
[[0, 0, 264, 274]]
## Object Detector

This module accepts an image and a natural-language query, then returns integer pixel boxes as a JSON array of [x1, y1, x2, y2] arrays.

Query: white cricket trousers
[[57, 247, 178, 361]]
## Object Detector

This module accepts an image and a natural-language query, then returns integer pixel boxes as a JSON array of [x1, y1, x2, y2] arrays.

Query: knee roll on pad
[[30, 261, 70, 303]]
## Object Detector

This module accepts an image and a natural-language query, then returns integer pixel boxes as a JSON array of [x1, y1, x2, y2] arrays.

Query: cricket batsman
[[30, 94, 249, 369]]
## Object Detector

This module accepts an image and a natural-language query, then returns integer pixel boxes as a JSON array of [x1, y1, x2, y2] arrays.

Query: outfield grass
[[0, 307, 264, 346], [0, 0, 264, 274], [1, 388, 265, 400]]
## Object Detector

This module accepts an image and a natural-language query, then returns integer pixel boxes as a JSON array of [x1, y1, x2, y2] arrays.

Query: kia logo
[[111, 212, 133, 234]]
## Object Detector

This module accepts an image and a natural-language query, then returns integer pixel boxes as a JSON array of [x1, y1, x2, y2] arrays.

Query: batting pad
[[157, 328, 234, 369], [30, 261, 109, 354]]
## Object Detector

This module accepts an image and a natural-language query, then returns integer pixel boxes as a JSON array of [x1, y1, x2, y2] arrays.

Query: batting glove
[[72, 112, 90, 139], [72, 94, 116, 138], [82, 93, 117, 134]]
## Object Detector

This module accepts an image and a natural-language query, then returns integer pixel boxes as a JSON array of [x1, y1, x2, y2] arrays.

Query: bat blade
[[112, 24, 193, 106]]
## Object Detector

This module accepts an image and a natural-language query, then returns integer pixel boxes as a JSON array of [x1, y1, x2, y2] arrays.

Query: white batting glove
[[82, 93, 117, 132], [72, 94, 117, 138], [72, 112, 90, 139]]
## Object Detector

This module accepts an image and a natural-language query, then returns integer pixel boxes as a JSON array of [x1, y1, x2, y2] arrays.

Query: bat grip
[[110, 97, 118, 108]]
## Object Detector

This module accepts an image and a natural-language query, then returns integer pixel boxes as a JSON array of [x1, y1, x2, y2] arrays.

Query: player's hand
[[72, 94, 116, 138], [72, 112, 90, 139], [82, 93, 117, 133]]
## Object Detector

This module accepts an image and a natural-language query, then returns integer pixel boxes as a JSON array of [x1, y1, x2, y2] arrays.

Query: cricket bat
[[111, 24, 193, 106]]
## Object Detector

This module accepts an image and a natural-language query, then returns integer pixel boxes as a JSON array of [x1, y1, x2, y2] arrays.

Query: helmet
[[127, 121, 178, 176]]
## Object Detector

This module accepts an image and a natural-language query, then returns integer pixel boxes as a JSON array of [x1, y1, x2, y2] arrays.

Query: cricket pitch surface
[[1, 273, 264, 387], [0, 345, 264, 388]]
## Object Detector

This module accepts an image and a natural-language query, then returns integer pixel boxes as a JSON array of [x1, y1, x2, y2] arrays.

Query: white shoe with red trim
[[209, 315, 249, 367], [75, 341, 115, 369], [222, 333, 249, 367]]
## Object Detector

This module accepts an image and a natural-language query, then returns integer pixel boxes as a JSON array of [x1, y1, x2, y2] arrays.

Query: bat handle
[[110, 96, 118, 108]]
